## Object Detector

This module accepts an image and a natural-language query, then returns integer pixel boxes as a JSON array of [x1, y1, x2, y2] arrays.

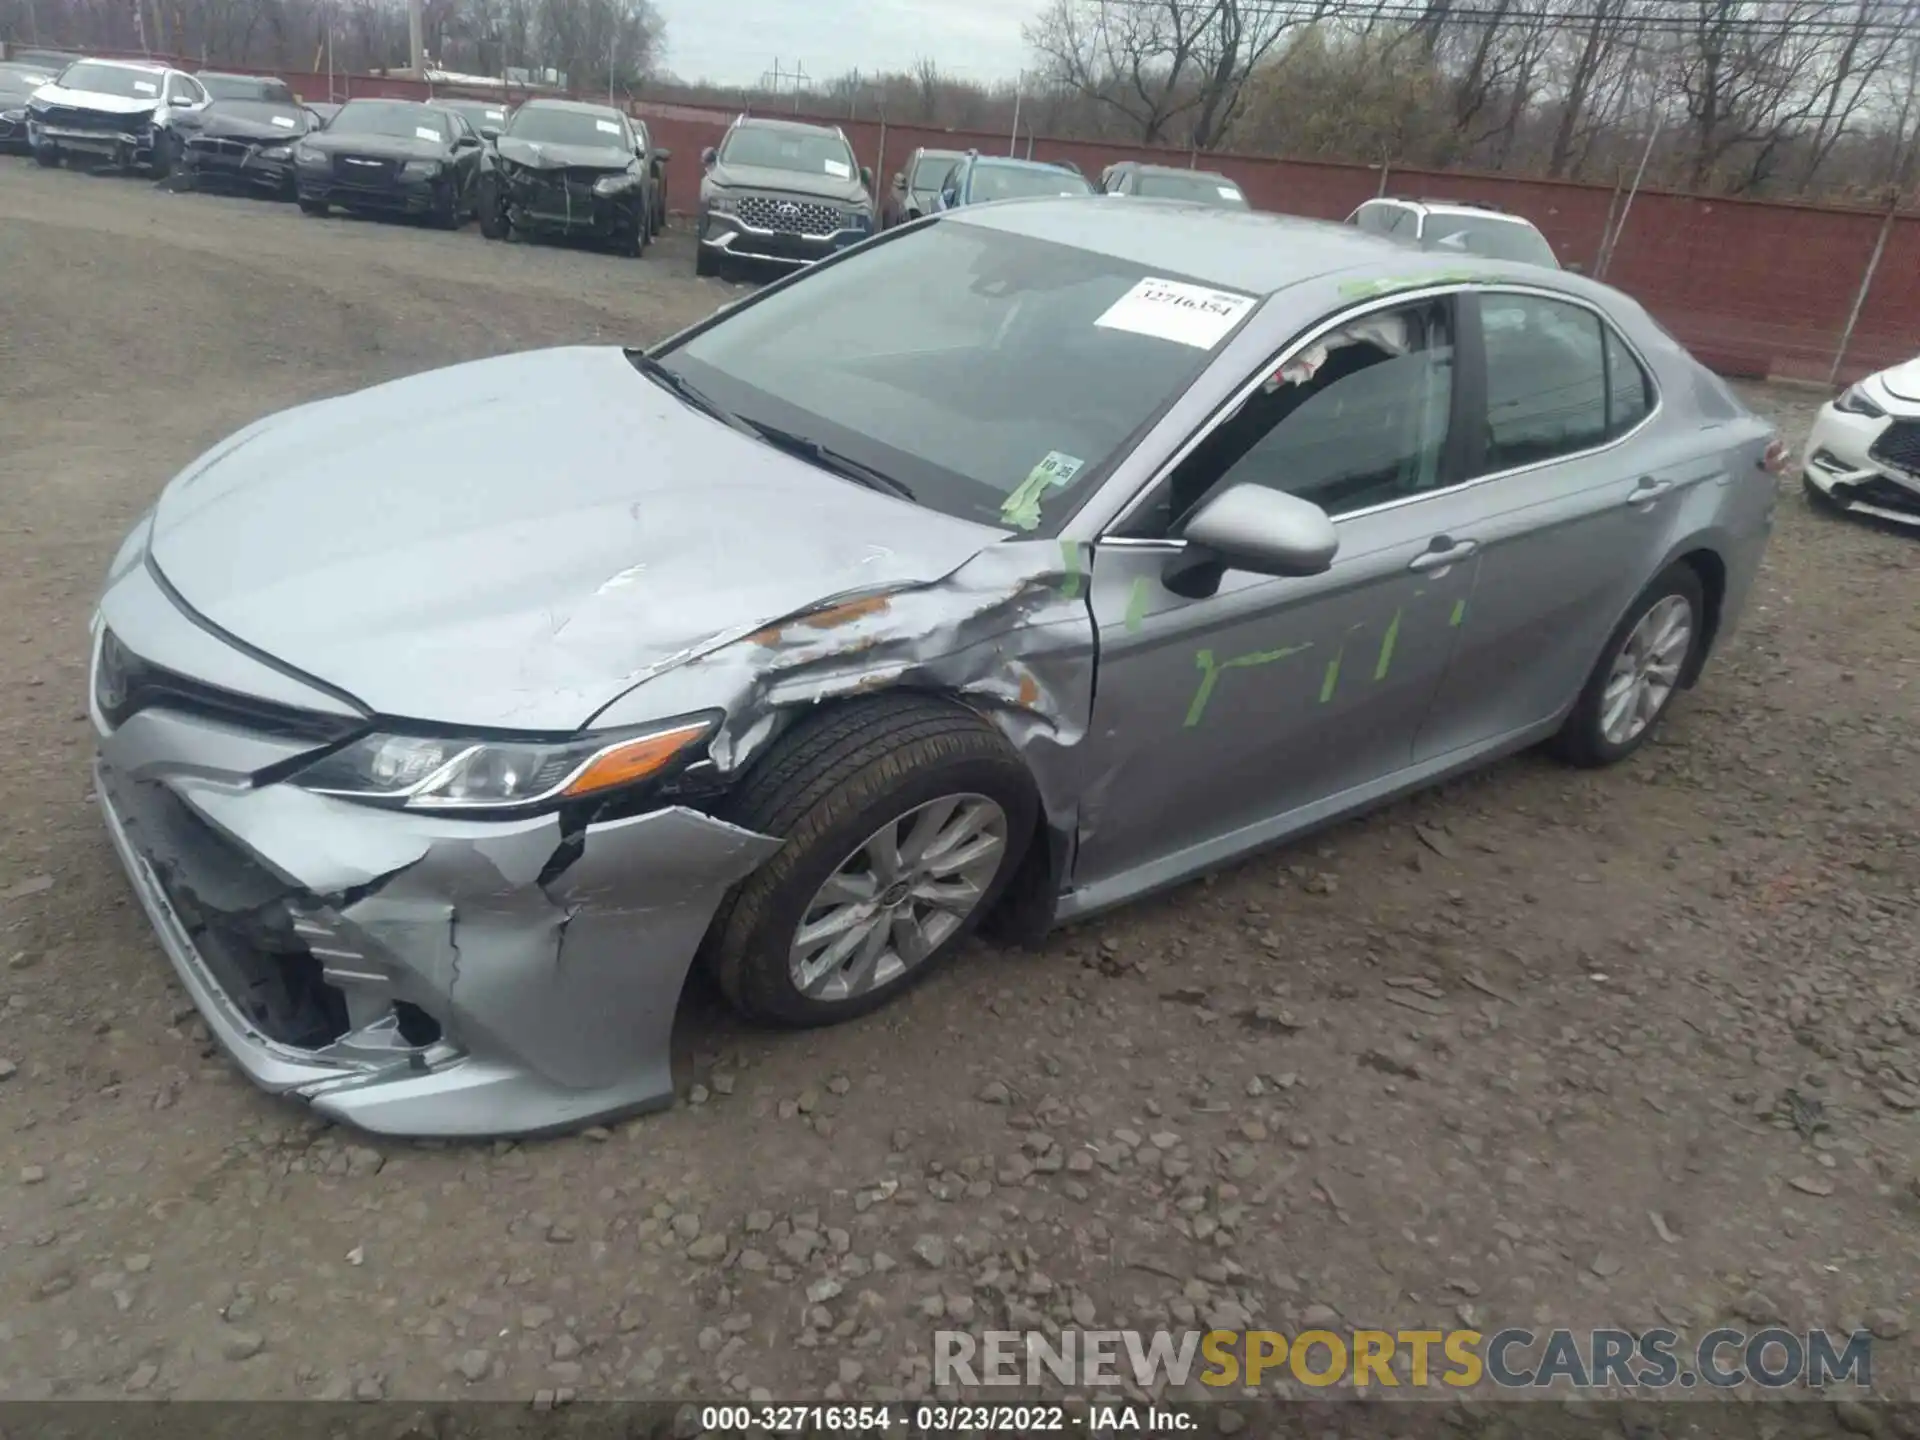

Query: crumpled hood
[[495, 136, 630, 172], [1872, 356, 1920, 405], [194, 102, 310, 142], [147, 347, 996, 731], [32, 82, 156, 116], [709, 159, 869, 207]]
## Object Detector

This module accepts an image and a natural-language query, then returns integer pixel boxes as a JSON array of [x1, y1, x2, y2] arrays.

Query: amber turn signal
[[561, 722, 712, 798]]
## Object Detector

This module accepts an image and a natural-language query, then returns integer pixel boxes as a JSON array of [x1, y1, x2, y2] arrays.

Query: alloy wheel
[[788, 793, 1008, 1003], [1599, 594, 1693, 746]]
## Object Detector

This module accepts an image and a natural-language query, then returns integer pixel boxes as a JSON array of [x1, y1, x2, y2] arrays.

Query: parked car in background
[[696, 115, 873, 278], [86, 200, 1783, 1136], [883, 145, 964, 229], [293, 97, 485, 227], [1101, 160, 1249, 209], [4, 48, 82, 73], [176, 89, 317, 199], [433, 96, 510, 139], [479, 98, 654, 256], [0, 61, 58, 152], [1347, 197, 1560, 268], [932, 153, 1098, 209], [632, 114, 670, 236], [193, 72, 297, 104], [25, 58, 209, 175], [1803, 355, 1920, 528]]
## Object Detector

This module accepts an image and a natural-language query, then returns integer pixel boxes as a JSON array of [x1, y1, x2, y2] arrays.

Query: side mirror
[[700, 145, 716, 169], [859, 164, 873, 187], [1165, 484, 1338, 597], [654, 146, 671, 162], [479, 124, 501, 140]]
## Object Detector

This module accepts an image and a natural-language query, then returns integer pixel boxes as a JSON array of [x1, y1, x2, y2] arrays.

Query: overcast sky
[[653, 0, 1044, 86]]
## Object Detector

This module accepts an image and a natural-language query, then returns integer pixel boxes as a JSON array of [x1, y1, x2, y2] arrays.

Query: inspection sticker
[[415, 126, 441, 141], [1095, 277, 1256, 349], [1000, 450, 1085, 531], [596, 119, 621, 135], [270, 114, 296, 128], [1218, 185, 1242, 201], [824, 159, 852, 178], [134, 81, 157, 94]]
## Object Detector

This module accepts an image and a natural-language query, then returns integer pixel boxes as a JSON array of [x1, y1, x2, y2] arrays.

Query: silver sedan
[[90, 199, 1784, 1136]]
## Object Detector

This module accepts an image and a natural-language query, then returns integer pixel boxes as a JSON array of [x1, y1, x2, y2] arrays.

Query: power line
[[1087, 0, 1919, 36]]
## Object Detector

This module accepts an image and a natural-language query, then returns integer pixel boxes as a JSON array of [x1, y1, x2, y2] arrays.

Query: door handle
[[1626, 477, 1676, 508], [1408, 538, 1478, 573]]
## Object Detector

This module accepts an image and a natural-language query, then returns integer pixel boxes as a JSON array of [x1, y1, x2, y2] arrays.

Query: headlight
[[592, 173, 639, 197], [0, 108, 23, 123], [290, 715, 717, 811], [293, 143, 325, 166], [400, 159, 442, 180], [705, 191, 734, 215], [1834, 383, 1886, 419], [258, 144, 292, 161]]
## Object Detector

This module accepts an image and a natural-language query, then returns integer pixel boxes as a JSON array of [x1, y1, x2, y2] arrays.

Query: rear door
[[1411, 286, 1710, 759]]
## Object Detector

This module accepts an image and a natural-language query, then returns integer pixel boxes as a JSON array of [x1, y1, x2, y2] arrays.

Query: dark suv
[[696, 116, 874, 278]]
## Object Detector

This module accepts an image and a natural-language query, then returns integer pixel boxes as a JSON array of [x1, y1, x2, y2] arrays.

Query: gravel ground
[[1, 160, 1917, 1416]]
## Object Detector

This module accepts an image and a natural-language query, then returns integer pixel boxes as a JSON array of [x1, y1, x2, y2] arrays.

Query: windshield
[[719, 125, 855, 179], [201, 74, 293, 102], [506, 107, 627, 148], [214, 99, 311, 131], [967, 163, 1095, 203], [1424, 215, 1559, 267], [444, 100, 508, 128], [1135, 170, 1249, 208], [910, 154, 961, 192], [329, 101, 447, 141], [55, 62, 165, 100], [659, 222, 1254, 532]]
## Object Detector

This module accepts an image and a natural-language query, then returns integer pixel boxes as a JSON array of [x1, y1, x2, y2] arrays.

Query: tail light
[[1761, 438, 1791, 474]]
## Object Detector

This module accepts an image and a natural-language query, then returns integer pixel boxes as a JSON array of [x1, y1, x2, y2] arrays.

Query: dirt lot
[[1, 159, 1917, 1416]]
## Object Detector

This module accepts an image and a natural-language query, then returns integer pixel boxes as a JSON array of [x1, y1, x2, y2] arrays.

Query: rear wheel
[[1549, 564, 1705, 768], [702, 696, 1037, 1027]]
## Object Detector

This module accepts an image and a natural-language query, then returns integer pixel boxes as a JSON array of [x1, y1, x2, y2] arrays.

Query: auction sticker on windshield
[[271, 115, 296, 127], [415, 126, 440, 141], [824, 159, 852, 178], [1000, 450, 1086, 532], [1095, 278, 1257, 349], [596, 119, 620, 134]]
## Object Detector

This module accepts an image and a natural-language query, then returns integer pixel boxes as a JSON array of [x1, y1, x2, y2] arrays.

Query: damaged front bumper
[[501, 170, 644, 239], [91, 597, 780, 1138]]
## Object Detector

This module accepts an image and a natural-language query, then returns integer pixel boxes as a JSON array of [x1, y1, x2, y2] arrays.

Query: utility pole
[[408, 0, 425, 75]]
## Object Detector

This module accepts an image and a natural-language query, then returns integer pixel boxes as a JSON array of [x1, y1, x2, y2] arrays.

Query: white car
[[25, 57, 209, 175], [1803, 356, 1920, 527], [1347, 197, 1560, 269]]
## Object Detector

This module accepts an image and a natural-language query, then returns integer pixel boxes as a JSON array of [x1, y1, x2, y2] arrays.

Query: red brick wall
[[40, 50, 1920, 385]]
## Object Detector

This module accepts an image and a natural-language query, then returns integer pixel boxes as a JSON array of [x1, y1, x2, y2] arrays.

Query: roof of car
[[1129, 162, 1234, 180], [197, 70, 279, 80], [948, 197, 1563, 296], [971, 156, 1078, 172], [73, 57, 170, 74], [1422, 204, 1538, 226], [510, 97, 617, 117], [733, 115, 841, 135]]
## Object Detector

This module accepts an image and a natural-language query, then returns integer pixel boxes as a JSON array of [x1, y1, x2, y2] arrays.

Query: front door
[[1072, 293, 1480, 897]]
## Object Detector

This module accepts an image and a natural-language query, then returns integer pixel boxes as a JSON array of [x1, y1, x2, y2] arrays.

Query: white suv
[[1346, 197, 1560, 269]]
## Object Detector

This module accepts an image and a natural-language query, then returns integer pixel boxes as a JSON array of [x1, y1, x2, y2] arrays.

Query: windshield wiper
[[627, 350, 754, 434], [739, 419, 918, 502]]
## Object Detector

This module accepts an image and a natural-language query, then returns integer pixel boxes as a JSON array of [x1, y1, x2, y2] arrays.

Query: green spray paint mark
[[1318, 619, 1372, 705], [1123, 577, 1152, 633], [1372, 608, 1402, 681], [1185, 642, 1314, 728], [1336, 268, 1494, 301], [1450, 598, 1467, 627], [1058, 539, 1084, 600]]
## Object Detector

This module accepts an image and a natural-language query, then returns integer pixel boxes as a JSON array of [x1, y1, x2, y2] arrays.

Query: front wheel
[[33, 144, 60, 169], [478, 184, 509, 239], [1549, 564, 1705, 768], [702, 697, 1037, 1027], [147, 129, 177, 178], [694, 244, 719, 278], [298, 197, 328, 216]]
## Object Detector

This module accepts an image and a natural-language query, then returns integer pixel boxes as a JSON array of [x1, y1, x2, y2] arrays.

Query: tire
[[478, 183, 509, 240], [298, 197, 328, 216], [33, 144, 60, 169], [702, 696, 1038, 1028], [432, 188, 461, 230], [694, 244, 719, 278], [147, 129, 177, 179], [1549, 563, 1706, 769], [619, 213, 647, 257]]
